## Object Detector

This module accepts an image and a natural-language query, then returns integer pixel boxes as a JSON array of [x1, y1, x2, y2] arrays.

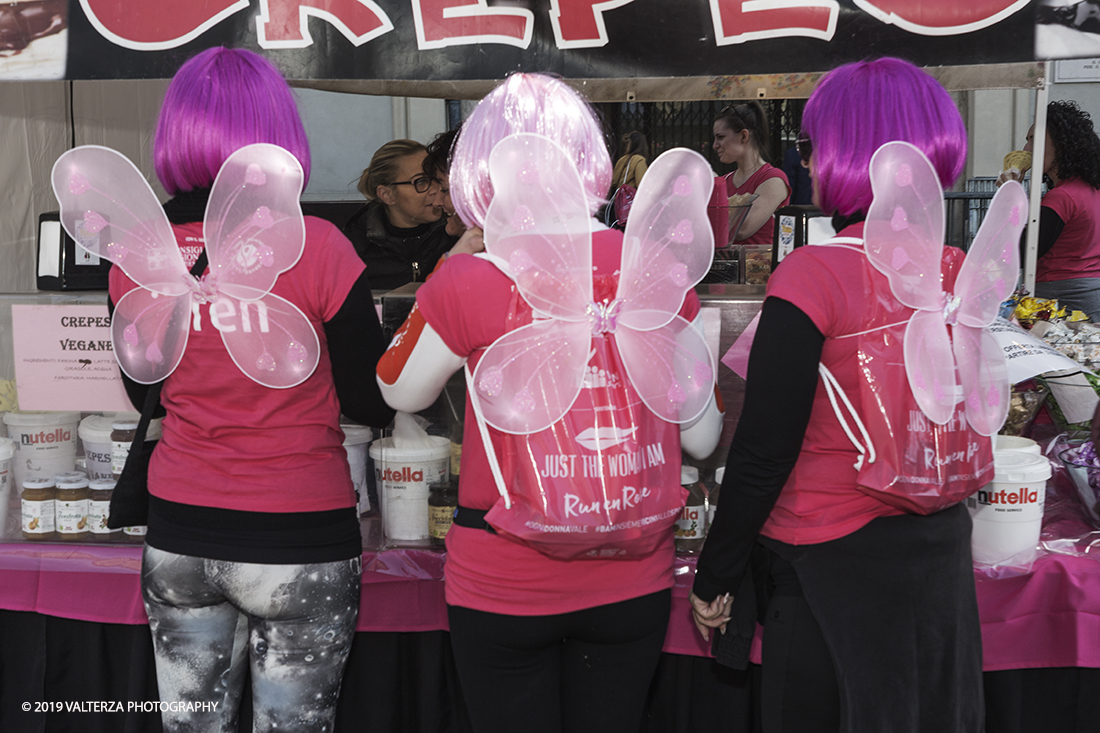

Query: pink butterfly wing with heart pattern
[[203, 144, 318, 388], [616, 147, 715, 424], [470, 134, 594, 434], [51, 145, 193, 384], [866, 141, 1026, 435]]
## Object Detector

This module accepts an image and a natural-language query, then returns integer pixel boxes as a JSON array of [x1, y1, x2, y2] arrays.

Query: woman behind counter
[[712, 101, 791, 244], [343, 139, 457, 290], [110, 47, 395, 732], [377, 73, 723, 733], [611, 130, 649, 190], [691, 57, 984, 732], [1003, 100, 1100, 320]]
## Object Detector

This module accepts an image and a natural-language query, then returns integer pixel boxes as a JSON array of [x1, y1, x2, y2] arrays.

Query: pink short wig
[[801, 57, 967, 217], [154, 48, 310, 195], [450, 74, 611, 229]]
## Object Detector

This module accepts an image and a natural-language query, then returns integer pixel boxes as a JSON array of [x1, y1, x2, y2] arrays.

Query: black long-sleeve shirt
[[692, 296, 824, 602]]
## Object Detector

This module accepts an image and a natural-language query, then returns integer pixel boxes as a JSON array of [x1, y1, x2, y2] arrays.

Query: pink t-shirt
[[109, 216, 365, 514], [417, 228, 701, 616], [761, 224, 966, 544], [1037, 177, 1100, 282], [725, 163, 791, 245]]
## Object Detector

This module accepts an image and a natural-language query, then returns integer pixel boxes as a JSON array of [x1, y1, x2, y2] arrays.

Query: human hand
[[996, 168, 1023, 187], [448, 226, 484, 257], [445, 214, 467, 238], [690, 591, 732, 642]]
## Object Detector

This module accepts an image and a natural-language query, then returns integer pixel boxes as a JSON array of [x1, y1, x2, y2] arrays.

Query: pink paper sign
[[11, 304, 133, 412], [721, 311, 761, 380]]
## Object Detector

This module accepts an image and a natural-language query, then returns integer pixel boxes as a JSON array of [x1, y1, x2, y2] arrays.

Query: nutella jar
[[110, 420, 139, 479], [21, 477, 57, 541], [674, 465, 707, 554], [55, 473, 90, 541], [88, 479, 121, 542], [428, 479, 458, 546], [122, 525, 147, 544]]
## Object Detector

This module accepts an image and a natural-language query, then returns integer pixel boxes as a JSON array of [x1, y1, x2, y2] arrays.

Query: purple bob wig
[[801, 57, 967, 217], [450, 74, 611, 229], [154, 47, 310, 195]]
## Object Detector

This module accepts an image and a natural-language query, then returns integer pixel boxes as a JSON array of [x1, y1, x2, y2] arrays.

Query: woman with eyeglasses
[[712, 101, 791, 244], [691, 58, 983, 732], [343, 139, 458, 291]]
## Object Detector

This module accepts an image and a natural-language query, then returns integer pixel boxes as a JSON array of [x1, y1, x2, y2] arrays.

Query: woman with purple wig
[[376, 73, 723, 733], [110, 47, 394, 731], [691, 58, 984, 732]]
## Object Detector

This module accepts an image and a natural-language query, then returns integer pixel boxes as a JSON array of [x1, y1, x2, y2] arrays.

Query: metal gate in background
[[596, 99, 806, 175]]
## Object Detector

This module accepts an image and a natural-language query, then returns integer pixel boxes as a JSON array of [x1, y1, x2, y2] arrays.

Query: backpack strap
[[807, 235, 880, 471], [818, 362, 877, 471], [465, 363, 512, 510]]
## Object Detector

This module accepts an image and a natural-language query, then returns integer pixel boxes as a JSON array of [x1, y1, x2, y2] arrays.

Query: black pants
[[448, 589, 671, 733], [760, 554, 841, 733]]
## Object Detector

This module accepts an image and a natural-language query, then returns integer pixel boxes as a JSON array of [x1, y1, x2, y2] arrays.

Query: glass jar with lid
[[674, 465, 707, 554], [428, 478, 458, 547], [21, 477, 57, 541], [110, 421, 139, 479], [88, 479, 122, 543], [55, 472, 90, 542]]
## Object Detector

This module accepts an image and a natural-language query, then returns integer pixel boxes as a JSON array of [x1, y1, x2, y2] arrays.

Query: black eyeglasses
[[391, 176, 436, 193], [796, 134, 812, 164]]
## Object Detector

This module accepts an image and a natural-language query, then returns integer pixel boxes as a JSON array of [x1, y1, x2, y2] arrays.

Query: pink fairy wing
[[110, 288, 192, 385], [954, 180, 1026, 328], [953, 323, 1010, 436], [202, 144, 318, 388], [615, 316, 714, 424], [51, 145, 189, 296], [903, 309, 957, 426], [864, 141, 945, 312], [483, 133, 592, 321], [204, 144, 307, 302], [617, 148, 714, 331], [217, 291, 320, 389], [471, 319, 592, 434]]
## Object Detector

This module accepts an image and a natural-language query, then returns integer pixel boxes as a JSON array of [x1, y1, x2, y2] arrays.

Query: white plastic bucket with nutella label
[[369, 436, 449, 543], [3, 411, 79, 490], [968, 451, 1051, 567]]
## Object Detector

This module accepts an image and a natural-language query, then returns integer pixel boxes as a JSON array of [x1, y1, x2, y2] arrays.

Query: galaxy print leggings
[[141, 545, 361, 733]]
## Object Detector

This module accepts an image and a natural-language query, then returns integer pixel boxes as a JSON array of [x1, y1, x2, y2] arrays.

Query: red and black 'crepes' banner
[[3, 0, 1037, 82]]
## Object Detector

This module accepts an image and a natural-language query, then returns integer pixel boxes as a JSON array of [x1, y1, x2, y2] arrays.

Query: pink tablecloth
[[0, 542, 448, 634], [2, 541, 1099, 669]]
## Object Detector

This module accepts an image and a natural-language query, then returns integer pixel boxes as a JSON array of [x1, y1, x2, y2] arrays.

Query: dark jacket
[[342, 199, 457, 292]]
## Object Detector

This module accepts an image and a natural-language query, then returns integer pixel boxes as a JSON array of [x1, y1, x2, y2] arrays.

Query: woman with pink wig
[[377, 73, 723, 732], [111, 47, 394, 731], [691, 58, 984, 732]]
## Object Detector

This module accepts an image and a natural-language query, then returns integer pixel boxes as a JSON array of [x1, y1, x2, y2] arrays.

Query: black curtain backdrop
[[3, 610, 1099, 733]]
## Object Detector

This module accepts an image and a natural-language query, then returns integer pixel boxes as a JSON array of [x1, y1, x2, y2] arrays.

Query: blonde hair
[[356, 139, 427, 200]]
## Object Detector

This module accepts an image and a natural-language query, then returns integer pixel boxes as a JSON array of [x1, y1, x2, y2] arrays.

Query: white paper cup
[[968, 451, 1051, 566], [369, 436, 449, 542], [342, 423, 373, 516]]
